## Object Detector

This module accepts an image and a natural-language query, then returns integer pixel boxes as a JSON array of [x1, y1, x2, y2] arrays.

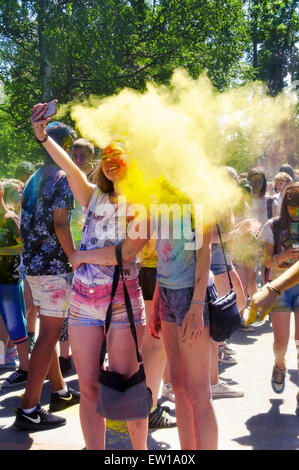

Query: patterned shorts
[[69, 277, 146, 329], [26, 273, 73, 319]]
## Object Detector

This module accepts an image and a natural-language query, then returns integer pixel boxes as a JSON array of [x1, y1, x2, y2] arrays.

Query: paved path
[[0, 316, 298, 451]]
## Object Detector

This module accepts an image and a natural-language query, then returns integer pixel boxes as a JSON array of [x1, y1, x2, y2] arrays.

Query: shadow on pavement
[[288, 369, 299, 387], [228, 320, 272, 346], [0, 425, 34, 450], [233, 399, 299, 450]]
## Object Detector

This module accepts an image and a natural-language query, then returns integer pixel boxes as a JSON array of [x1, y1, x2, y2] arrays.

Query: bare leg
[[271, 311, 290, 369], [69, 324, 106, 450], [22, 314, 65, 408], [142, 300, 166, 407], [108, 326, 148, 450], [16, 341, 29, 371], [162, 321, 218, 450]]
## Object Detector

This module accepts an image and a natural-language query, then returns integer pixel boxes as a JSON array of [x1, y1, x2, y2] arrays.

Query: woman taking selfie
[[29, 103, 149, 450]]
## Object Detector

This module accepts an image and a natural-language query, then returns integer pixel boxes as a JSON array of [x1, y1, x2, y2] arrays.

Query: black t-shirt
[[0, 211, 21, 284]]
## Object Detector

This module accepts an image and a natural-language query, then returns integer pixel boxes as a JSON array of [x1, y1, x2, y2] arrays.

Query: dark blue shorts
[[0, 282, 28, 344], [159, 283, 218, 327]]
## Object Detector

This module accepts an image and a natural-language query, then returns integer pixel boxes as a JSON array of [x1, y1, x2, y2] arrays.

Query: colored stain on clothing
[[21, 165, 74, 275]]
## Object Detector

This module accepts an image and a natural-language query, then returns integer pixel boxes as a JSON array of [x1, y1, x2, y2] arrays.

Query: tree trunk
[[37, 0, 52, 101]]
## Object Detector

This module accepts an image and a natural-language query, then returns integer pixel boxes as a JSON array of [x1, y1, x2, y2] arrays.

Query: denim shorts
[[159, 283, 218, 327], [69, 277, 146, 329], [271, 283, 299, 313], [210, 263, 232, 276], [26, 273, 73, 318], [0, 282, 28, 344]]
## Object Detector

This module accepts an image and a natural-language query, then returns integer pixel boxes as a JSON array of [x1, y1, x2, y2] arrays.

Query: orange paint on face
[[101, 142, 128, 178]]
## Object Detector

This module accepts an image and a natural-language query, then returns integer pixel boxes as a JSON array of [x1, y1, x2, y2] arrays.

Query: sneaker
[[9, 347, 19, 360], [59, 356, 72, 377], [48, 387, 80, 412], [220, 343, 236, 356], [148, 404, 176, 428], [161, 382, 175, 403], [211, 381, 244, 399], [1, 354, 19, 369], [239, 319, 255, 332], [271, 363, 286, 394], [218, 349, 237, 365], [1, 369, 28, 388], [296, 391, 299, 417], [14, 404, 66, 431]]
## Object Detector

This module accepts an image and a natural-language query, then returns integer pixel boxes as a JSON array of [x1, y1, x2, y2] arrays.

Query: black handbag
[[208, 224, 241, 342], [97, 244, 153, 421]]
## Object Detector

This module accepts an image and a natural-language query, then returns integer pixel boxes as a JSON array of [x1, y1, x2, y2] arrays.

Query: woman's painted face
[[287, 205, 299, 222], [101, 144, 128, 182]]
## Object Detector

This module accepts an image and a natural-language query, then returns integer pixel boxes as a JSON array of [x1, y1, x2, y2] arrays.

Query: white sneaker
[[218, 349, 237, 364], [221, 342, 236, 355], [211, 381, 244, 398], [161, 382, 175, 403]]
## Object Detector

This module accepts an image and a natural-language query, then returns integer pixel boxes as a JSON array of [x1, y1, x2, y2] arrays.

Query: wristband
[[191, 300, 205, 305], [266, 284, 281, 296], [273, 254, 279, 265], [35, 132, 48, 144]]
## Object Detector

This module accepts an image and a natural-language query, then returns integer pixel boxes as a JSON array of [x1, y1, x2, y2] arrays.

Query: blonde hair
[[273, 172, 292, 184]]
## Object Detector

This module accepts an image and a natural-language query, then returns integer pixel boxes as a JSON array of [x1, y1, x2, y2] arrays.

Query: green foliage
[[0, 0, 297, 176]]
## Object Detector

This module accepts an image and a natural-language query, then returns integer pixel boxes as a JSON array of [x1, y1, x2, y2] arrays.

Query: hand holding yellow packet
[[245, 284, 279, 325]]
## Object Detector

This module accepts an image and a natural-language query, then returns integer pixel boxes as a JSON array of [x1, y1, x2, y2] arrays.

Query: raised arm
[[31, 103, 94, 210]]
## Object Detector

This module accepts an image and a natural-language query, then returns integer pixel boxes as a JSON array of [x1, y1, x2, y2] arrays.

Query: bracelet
[[35, 132, 48, 144], [266, 284, 281, 296], [273, 254, 279, 265], [191, 300, 206, 305]]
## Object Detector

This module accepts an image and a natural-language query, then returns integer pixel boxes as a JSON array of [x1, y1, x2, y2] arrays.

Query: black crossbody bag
[[208, 224, 241, 342], [97, 244, 152, 421]]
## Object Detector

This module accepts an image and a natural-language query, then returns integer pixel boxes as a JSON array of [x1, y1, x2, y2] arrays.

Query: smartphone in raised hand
[[43, 99, 58, 118]]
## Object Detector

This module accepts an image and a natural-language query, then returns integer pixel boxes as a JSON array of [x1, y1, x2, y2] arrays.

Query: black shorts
[[138, 267, 157, 301]]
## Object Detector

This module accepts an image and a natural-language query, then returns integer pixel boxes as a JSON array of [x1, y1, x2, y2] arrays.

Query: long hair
[[94, 165, 114, 194], [279, 182, 299, 234], [247, 168, 267, 198]]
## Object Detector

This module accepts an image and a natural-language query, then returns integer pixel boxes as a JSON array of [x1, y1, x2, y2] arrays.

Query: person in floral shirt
[[14, 121, 80, 431]]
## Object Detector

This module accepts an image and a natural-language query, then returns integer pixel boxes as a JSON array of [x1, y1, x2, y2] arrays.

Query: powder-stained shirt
[[75, 188, 139, 286], [0, 211, 21, 283], [21, 165, 74, 276], [155, 206, 214, 289], [258, 218, 299, 280]]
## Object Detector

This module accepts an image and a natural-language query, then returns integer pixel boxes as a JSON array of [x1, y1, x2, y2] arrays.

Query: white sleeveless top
[[75, 188, 138, 286]]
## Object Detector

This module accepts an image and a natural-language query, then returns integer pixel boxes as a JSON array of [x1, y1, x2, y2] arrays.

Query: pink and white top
[[75, 188, 138, 286]]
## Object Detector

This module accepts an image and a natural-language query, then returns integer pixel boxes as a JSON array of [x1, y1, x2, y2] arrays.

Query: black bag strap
[[99, 243, 142, 367], [216, 222, 234, 291], [271, 217, 281, 255], [267, 197, 274, 220]]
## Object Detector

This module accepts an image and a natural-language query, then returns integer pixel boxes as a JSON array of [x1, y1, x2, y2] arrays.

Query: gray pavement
[[0, 316, 298, 451]]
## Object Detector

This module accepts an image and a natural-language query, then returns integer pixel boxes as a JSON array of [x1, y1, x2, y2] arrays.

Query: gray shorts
[[159, 283, 218, 327]]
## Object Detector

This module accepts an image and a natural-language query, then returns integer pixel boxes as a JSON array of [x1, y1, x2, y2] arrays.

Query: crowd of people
[[0, 101, 298, 450]]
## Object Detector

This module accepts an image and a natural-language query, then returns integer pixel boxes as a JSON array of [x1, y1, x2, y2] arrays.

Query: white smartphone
[[43, 99, 58, 118]]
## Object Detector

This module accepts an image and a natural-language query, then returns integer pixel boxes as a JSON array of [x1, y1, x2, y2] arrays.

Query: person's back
[[21, 165, 73, 275]]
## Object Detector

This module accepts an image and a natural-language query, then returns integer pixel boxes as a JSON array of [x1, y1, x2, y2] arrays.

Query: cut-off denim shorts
[[159, 283, 218, 327], [69, 277, 146, 329], [270, 283, 299, 313]]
